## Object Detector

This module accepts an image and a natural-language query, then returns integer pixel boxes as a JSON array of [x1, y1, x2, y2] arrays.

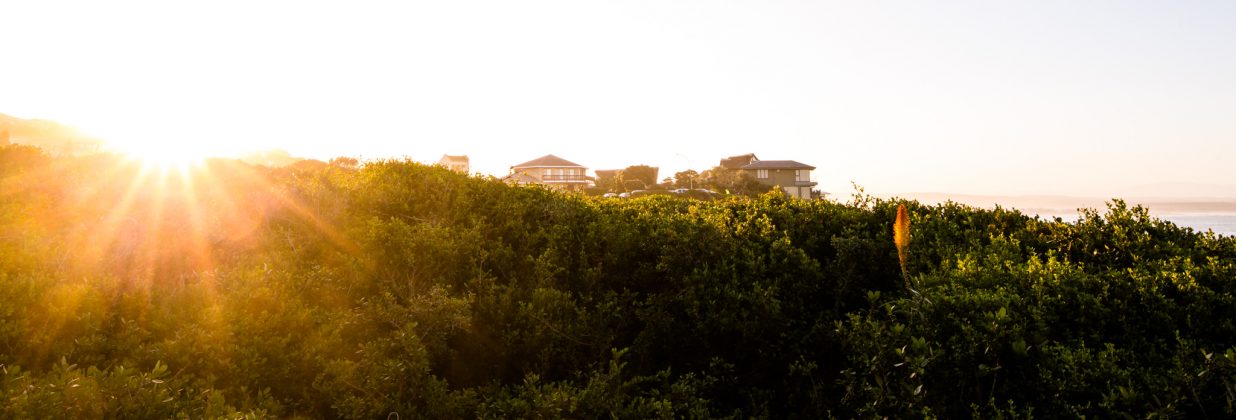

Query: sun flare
[[124, 146, 205, 171], [81, 117, 256, 172], [100, 133, 217, 172]]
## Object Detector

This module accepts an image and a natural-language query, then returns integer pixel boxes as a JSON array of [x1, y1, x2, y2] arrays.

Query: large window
[[756, 169, 768, 179], [796, 170, 810, 182]]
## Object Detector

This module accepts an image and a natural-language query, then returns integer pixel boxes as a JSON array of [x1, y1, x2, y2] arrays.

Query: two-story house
[[436, 155, 470, 173], [504, 154, 591, 191], [740, 160, 817, 199]]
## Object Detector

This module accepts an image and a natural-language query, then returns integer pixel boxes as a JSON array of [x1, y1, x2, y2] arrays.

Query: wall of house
[[775, 169, 801, 187], [782, 186, 813, 199], [746, 168, 816, 199], [749, 169, 808, 188], [512, 167, 589, 191], [538, 167, 585, 180]]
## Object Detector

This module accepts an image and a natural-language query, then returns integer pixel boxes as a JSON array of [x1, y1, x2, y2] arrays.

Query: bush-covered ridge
[[1, 145, 1234, 418]]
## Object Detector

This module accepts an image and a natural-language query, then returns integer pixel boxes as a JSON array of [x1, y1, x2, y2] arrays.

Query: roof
[[720, 153, 758, 169], [595, 169, 622, 178], [512, 154, 585, 168], [500, 172, 541, 184], [740, 160, 815, 170], [439, 154, 469, 162]]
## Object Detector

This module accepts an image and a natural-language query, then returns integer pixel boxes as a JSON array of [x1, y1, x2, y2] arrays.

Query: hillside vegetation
[[1, 144, 1234, 418], [0, 114, 103, 155]]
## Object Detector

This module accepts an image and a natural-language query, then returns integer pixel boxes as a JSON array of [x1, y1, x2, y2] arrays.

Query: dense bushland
[[1, 144, 1234, 418]]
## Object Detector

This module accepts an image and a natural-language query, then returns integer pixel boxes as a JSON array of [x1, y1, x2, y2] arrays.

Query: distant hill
[[0, 112, 103, 156]]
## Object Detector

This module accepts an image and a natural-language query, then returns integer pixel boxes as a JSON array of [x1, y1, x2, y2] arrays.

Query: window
[[796, 170, 810, 182], [756, 169, 768, 179]]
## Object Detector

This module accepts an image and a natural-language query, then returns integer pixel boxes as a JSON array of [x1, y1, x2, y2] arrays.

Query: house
[[503, 154, 591, 191], [739, 160, 817, 199], [437, 155, 470, 173]]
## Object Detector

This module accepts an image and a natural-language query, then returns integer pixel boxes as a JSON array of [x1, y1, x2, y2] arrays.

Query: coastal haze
[[3, 1, 1234, 220]]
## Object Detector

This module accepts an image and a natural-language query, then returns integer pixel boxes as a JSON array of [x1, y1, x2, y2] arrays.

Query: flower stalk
[[894, 203, 911, 287]]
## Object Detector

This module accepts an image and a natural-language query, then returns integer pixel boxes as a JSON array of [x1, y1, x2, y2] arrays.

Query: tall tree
[[622, 165, 658, 189], [701, 166, 767, 195], [673, 170, 699, 188]]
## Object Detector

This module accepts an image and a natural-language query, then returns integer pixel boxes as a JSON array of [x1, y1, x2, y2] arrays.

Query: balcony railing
[[542, 174, 589, 181]]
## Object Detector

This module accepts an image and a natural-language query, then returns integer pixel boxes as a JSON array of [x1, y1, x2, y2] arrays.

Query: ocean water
[[1040, 213, 1236, 237], [1159, 215, 1236, 236]]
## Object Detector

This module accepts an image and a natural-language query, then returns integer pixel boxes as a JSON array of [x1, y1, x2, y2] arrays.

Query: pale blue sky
[[2, 1, 1234, 197]]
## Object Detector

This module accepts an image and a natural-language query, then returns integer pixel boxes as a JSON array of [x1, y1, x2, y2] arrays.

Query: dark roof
[[740, 160, 815, 170], [595, 169, 622, 179], [719, 153, 758, 169], [512, 154, 585, 168]]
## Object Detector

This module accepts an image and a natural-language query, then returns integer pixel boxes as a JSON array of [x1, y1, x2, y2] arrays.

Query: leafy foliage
[[621, 165, 659, 190], [1, 144, 1234, 417]]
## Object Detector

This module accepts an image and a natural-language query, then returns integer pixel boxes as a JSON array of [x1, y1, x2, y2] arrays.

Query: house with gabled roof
[[740, 159, 818, 199], [436, 155, 470, 173], [503, 154, 591, 191]]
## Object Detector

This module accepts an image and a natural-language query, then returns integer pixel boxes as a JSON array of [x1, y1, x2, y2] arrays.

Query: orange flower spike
[[894, 203, 911, 280]]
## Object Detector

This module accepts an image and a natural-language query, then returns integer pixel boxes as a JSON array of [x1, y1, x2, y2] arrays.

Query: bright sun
[[111, 141, 207, 171], [89, 123, 237, 172], [82, 119, 252, 172]]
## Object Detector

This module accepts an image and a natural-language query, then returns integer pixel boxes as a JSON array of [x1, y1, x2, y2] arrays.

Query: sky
[[2, 0, 1235, 198]]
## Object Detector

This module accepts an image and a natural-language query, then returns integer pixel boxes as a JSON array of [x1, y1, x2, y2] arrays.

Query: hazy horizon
[[3, 1, 1234, 198]]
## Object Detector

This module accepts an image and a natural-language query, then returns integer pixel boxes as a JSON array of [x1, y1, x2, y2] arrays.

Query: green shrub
[[0, 145, 1232, 417]]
